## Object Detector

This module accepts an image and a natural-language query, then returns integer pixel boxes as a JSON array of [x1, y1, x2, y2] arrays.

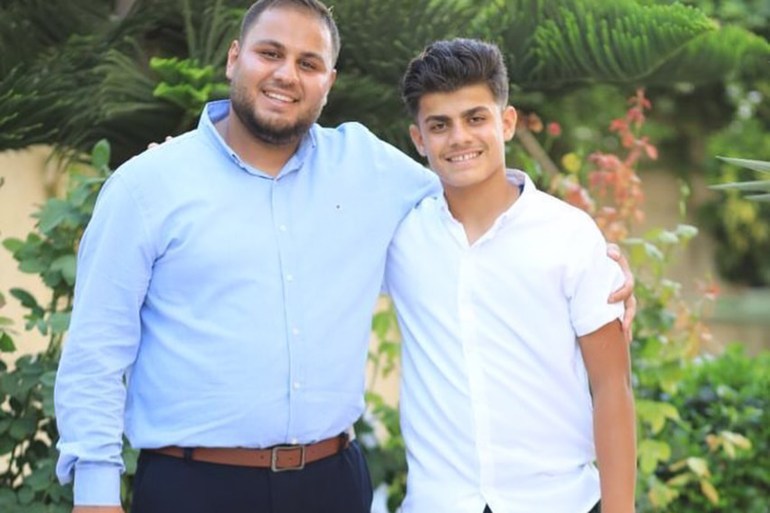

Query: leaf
[[720, 430, 752, 450], [636, 399, 680, 434], [48, 312, 71, 334], [717, 156, 770, 174], [2, 237, 23, 253], [9, 288, 40, 310], [0, 332, 16, 352], [674, 224, 698, 240], [686, 457, 711, 478], [91, 139, 111, 169], [9, 418, 38, 441], [700, 479, 720, 505], [638, 439, 671, 474], [37, 198, 77, 233], [50, 254, 77, 285]]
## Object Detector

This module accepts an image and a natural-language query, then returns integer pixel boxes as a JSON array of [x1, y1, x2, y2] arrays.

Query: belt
[[148, 432, 350, 472]]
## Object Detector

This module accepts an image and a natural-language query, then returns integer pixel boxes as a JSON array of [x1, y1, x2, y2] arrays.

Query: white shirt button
[[292, 382, 301, 390], [286, 274, 294, 282], [279, 225, 287, 232], [292, 328, 300, 336]]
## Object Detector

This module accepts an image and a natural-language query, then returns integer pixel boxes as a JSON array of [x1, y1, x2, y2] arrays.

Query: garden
[[1, 1, 769, 511]]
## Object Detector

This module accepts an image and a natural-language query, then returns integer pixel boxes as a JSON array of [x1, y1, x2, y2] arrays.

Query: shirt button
[[290, 438, 298, 445], [293, 382, 301, 390], [286, 274, 294, 282], [279, 225, 287, 232], [292, 328, 300, 336]]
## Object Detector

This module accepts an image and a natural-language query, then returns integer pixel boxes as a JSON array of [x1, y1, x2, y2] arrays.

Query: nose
[[448, 122, 472, 146], [273, 60, 299, 85]]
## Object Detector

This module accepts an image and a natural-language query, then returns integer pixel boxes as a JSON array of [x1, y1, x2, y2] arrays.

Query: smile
[[263, 90, 297, 103], [447, 151, 481, 163]]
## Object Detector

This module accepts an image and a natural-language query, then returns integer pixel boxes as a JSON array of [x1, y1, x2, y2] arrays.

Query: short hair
[[401, 38, 509, 118], [240, 0, 340, 64]]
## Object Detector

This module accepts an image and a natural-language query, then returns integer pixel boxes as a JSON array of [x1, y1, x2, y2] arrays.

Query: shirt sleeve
[[564, 220, 625, 337], [54, 172, 154, 505]]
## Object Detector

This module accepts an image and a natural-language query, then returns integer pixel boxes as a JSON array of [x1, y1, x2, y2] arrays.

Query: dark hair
[[240, 0, 340, 64], [401, 38, 509, 118]]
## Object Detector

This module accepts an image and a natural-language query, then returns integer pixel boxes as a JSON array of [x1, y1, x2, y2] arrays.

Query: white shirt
[[385, 170, 624, 513]]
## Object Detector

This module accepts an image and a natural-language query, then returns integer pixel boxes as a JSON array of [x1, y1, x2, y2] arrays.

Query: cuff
[[73, 463, 123, 506]]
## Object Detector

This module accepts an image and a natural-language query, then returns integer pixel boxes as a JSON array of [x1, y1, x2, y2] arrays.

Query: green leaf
[[0, 332, 16, 352], [9, 288, 40, 310], [637, 399, 681, 434], [638, 439, 672, 474], [2, 237, 24, 253], [50, 254, 77, 286], [9, 418, 38, 441], [717, 156, 770, 174], [48, 312, 71, 334], [37, 198, 76, 234], [91, 139, 111, 169]]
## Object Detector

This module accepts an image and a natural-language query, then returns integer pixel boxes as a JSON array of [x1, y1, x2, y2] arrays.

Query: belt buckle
[[270, 445, 306, 472]]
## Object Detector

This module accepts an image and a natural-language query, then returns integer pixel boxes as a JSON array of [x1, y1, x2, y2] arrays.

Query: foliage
[[710, 157, 770, 201], [644, 344, 770, 512], [0, 142, 140, 512], [0, 0, 242, 162], [2, 0, 768, 164], [699, 104, 770, 285]]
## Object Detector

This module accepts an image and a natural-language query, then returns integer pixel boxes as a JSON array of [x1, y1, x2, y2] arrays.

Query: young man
[[385, 39, 637, 513], [54, 1, 636, 512]]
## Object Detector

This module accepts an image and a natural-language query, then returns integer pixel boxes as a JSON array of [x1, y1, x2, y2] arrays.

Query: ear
[[225, 40, 240, 80], [409, 124, 426, 157], [322, 69, 338, 106], [502, 105, 517, 142]]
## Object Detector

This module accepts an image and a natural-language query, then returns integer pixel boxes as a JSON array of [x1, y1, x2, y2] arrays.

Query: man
[[54, 2, 635, 512], [385, 39, 636, 513]]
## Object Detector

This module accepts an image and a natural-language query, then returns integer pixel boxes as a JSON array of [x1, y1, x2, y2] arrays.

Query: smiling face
[[225, 6, 337, 146], [409, 83, 517, 192]]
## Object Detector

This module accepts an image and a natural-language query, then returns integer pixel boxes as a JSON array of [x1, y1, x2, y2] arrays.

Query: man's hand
[[73, 507, 125, 513], [606, 242, 637, 343]]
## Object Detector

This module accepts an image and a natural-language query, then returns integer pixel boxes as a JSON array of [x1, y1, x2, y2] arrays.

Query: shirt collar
[[198, 99, 317, 178], [436, 168, 534, 219]]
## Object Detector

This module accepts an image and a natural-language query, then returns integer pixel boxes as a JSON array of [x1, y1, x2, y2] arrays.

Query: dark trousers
[[484, 501, 600, 513], [130, 440, 373, 513]]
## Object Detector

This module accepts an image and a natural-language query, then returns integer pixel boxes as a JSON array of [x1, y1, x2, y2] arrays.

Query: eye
[[469, 115, 486, 124], [299, 59, 318, 71], [428, 122, 446, 132], [259, 49, 280, 59]]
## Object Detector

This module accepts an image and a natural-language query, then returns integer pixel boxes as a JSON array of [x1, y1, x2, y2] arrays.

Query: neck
[[215, 110, 302, 177], [444, 170, 520, 245]]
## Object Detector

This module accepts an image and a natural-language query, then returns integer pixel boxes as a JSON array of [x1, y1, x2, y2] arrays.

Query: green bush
[[649, 344, 770, 512]]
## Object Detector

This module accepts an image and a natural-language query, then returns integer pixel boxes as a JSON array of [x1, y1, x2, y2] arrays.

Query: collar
[[198, 100, 317, 178]]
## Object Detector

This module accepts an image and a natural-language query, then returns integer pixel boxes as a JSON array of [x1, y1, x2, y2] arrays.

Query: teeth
[[448, 152, 480, 162], [265, 91, 294, 103]]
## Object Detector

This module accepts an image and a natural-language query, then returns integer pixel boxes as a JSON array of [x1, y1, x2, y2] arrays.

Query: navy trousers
[[130, 441, 372, 513]]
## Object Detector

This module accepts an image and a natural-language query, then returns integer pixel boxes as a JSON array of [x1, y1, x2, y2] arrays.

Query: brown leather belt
[[148, 432, 350, 472]]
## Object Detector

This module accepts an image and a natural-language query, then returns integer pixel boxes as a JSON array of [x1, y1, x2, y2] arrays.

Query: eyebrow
[[423, 106, 491, 124], [253, 39, 327, 64]]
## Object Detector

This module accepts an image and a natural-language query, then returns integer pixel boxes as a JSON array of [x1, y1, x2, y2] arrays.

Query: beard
[[230, 82, 323, 146]]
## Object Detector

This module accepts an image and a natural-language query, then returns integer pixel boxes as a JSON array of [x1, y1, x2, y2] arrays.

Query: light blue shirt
[[54, 100, 438, 505]]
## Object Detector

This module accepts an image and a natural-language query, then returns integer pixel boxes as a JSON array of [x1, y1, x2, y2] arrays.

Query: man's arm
[[606, 243, 636, 342], [55, 173, 152, 509], [579, 320, 636, 513]]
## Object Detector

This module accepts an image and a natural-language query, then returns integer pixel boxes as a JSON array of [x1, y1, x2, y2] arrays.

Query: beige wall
[[0, 147, 56, 357]]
